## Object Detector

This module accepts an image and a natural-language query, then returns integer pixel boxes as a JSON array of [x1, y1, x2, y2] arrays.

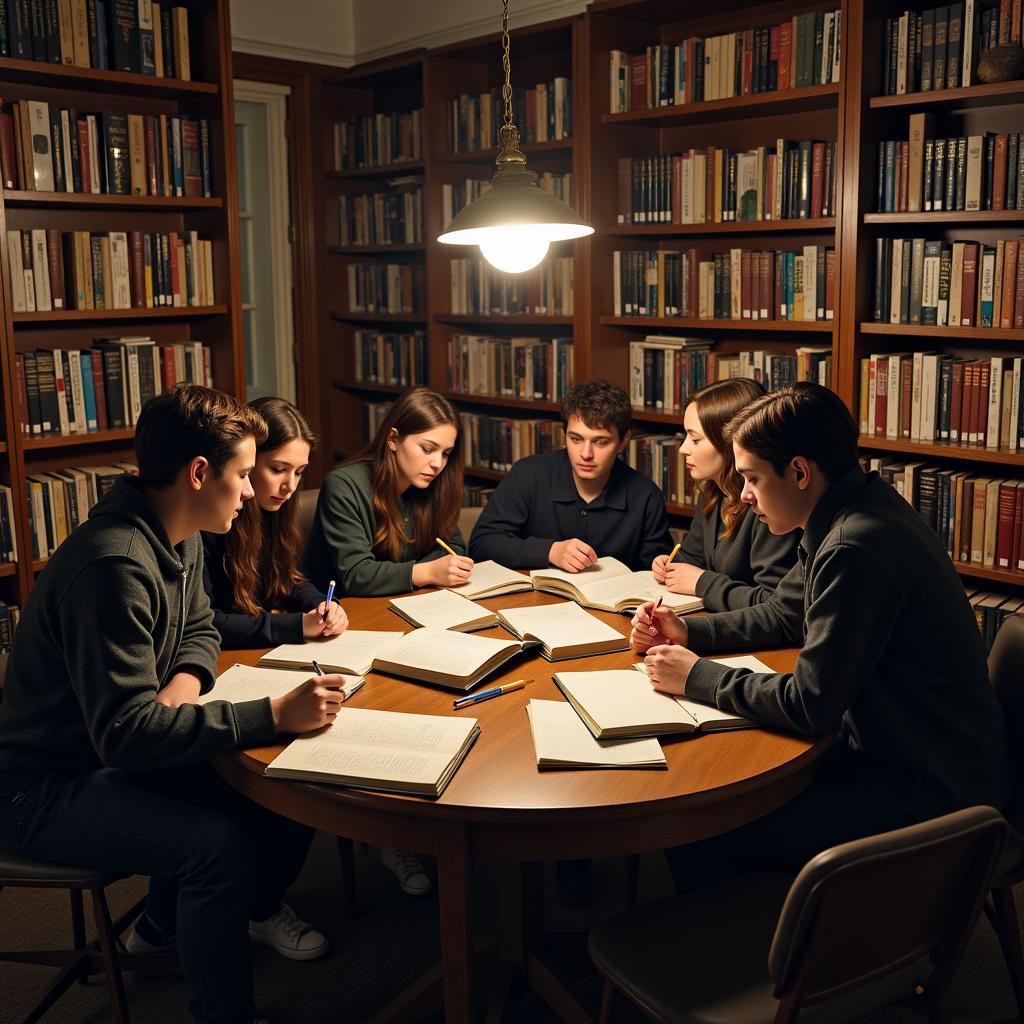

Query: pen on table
[[435, 536, 458, 558], [666, 542, 681, 564], [322, 579, 336, 623], [453, 679, 529, 709]]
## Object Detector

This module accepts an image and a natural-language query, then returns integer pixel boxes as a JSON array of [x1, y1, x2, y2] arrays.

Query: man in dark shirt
[[469, 379, 672, 571], [632, 382, 1010, 888]]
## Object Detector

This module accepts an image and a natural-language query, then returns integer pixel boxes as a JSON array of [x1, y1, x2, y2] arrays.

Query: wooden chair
[[588, 806, 1006, 1024]]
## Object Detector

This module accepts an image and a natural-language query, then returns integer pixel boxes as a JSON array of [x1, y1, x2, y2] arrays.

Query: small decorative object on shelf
[[977, 45, 1024, 83]]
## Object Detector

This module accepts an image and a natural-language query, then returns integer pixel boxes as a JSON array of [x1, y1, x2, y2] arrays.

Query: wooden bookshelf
[[605, 218, 836, 236], [0, 0, 245, 605]]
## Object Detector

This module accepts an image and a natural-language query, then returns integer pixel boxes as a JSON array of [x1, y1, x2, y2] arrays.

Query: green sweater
[[0, 477, 276, 784], [303, 461, 466, 596]]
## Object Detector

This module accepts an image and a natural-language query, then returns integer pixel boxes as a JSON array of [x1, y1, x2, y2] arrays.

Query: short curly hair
[[560, 379, 632, 439]]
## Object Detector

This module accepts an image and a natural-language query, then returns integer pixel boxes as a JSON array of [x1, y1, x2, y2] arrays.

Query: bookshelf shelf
[[952, 560, 1024, 585], [434, 314, 575, 327], [605, 219, 836, 237], [0, 563, 16, 578], [464, 466, 505, 481], [859, 323, 1024, 341], [868, 81, 1024, 111], [329, 311, 428, 324], [859, 436, 1024, 468], [667, 502, 696, 518], [601, 316, 834, 333], [433, 139, 574, 164], [13, 306, 229, 324], [631, 408, 684, 427], [3, 192, 223, 210], [31, 560, 46, 574], [863, 211, 1024, 225], [601, 84, 840, 128], [326, 160, 425, 180], [23, 429, 137, 452], [0, 55, 218, 96], [328, 244, 426, 255], [444, 392, 561, 413], [0, 441, 6, 454], [332, 379, 406, 396]]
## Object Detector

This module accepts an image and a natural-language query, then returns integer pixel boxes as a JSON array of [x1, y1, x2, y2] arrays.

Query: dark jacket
[[685, 467, 1010, 820], [302, 461, 466, 597], [0, 477, 276, 782], [679, 491, 801, 611], [202, 527, 327, 649], [468, 449, 673, 570]]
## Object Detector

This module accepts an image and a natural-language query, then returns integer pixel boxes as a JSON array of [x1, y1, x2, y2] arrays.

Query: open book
[[388, 590, 497, 632], [554, 655, 773, 739], [258, 630, 405, 676], [446, 559, 532, 599], [530, 557, 703, 614], [265, 707, 480, 797], [200, 663, 365, 705], [496, 601, 628, 661], [526, 699, 666, 769]]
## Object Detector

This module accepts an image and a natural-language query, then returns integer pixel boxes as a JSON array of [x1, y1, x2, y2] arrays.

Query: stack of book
[[26, 462, 137, 561], [447, 335, 574, 402], [859, 353, 1024, 449], [442, 172, 572, 228], [625, 432, 694, 508], [613, 247, 836, 322], [353, 330, 427, 388], [461, 412, 566, 473], [346, 263, 425, 315], [7, 228, 215, 312], [0, 99, 210, 198], [873, 236, 1024, 328], [16, 339, 212, 437], [450, 256, 573, 317], [336, 186, 423, 247], [1, 1, 192, 78], [617, 140, 836, 225], [608, 8, 841, 112], [0, 486, 17, 564], [331, 110, 423, 171], [446, 79, 572, 152]]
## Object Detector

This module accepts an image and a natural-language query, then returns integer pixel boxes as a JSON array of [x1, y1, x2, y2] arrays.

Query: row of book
[[0, 99, 210, 198], [859, 352, 1024, 450], [462, 482, 495, 508], [629, 336, 832, 413], [352, 330, 427, 389], [0, 486, 17, 563], [447, 335, 575, 403], [626, 431, 696, 508], [882, 2, 1005, 95], [16, 339, 213, 436], [26, 462, 137, 561], [966, 588, 1024, 653], [608, 9, 842, 112], [613, 247, 837, 322], [336, 187, 423, 248], [331, 110, 424, 172], [345, 263, 425, 316], [441, 172, 572, 229], [450, 257, 574, 317], [460, 412, 566, 474], [446, 79, 572, 153], [0, 0, 192, 78], [617, 140, 836, 226], [873, 237, 1024, 329], [7, 228, 215, 312], [0, 602, 20, 658], [877, 115, 1024, 214]]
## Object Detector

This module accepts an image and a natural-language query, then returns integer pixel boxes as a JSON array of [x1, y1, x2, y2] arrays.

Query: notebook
[[446, 559, 533, 599], [258, 630, 405, 676], [526, 699, 667, 769], [265, 707, 480, 798], [496, 601, 629, 661], [200, 663, 365, 704], [529, 557, 703, 614], [553, 655, 773, 739], [388, 590, 497, 632]]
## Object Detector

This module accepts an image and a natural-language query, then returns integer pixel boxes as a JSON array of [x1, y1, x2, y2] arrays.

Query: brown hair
[[135, 383, 267, 489], [688, 378, 766, 537], [560, 379, 632, 439], [349, 387, 464, 561], [725, 381, 860, 483], [224, 397, 318, 616]]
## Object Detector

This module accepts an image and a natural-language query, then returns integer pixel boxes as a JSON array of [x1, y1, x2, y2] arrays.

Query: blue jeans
[[0, 762, 312, 1024]]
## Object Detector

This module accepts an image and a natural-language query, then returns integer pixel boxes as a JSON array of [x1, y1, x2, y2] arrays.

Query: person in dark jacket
[[651, 378, 800, 610], [0, 384, 348, 1024], [202, 396, 347, 648], [632, 382, 1010, 890]]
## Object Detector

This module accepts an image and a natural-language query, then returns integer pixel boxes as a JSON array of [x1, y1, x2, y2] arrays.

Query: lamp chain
[[501, 0, 513, 130]]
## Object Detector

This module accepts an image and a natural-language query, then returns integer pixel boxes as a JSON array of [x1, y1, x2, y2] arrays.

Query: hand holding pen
[[304, 579, 348, 639], [433, 537, 474, 588]]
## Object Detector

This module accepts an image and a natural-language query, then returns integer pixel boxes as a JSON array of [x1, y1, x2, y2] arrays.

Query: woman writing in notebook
[[202, 396, 348, 648], [651, 378, 800, 610]]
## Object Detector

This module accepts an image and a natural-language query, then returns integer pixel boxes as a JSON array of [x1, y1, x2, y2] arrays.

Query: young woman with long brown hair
[[651, 378, 800, 610], [202, 396, 348, 648]]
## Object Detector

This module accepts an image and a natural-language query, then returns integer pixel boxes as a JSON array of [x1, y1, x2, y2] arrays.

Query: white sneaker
[[123, 919, 176, 957], [248, 903, 328, 961], [380, 848, 432, 896]]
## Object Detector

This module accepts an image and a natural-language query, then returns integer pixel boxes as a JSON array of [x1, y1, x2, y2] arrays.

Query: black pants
[[0, 762, 313, 1024]]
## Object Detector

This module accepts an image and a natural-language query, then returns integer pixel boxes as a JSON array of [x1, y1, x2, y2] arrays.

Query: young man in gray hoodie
[[0, 384, 348, 1024]]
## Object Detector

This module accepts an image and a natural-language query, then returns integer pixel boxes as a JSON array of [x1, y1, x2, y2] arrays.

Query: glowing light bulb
[[478, 228, 550, 274]]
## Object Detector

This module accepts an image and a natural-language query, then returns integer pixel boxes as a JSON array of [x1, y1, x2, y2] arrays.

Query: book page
[[555, 669, 698, 732], [576, 569, 702, 612], [447, 560, 530, 598], [259, 629, 405, 675], [199, 663, 363, 704], [527, 699, 666, 767], [530, 556, 631, 587], [498, 601, 625, 646], [390, 590, 492, 630], [380, 628, 521, 676]]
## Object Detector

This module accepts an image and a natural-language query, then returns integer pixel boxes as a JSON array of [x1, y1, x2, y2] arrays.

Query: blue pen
[[322, 579, 336, 621], [453, 679, 528, 709]]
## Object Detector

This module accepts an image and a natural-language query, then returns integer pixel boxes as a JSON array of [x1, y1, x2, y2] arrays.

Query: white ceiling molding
[[232, 35, 357, 67]]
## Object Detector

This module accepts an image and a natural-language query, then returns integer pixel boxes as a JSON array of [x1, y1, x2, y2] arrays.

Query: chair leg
[[90, 886, 131, 1024], [336, 836, 358, 919], [599, 978, 616, 1024], [69, 889, 88, 984], [625, 854, 640, 909], [991, 885, 1024, 1019]]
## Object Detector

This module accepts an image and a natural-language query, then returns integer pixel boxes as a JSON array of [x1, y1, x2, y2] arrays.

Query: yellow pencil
[[435, 536, 458, 557], [666, 542, 681, 563]]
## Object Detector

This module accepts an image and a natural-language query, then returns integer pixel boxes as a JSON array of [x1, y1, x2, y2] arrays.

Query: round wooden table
[[213, 590, 822, 1024]]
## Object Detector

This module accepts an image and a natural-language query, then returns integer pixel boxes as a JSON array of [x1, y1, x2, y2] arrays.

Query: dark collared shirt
[[685, 466, 1010, 820], [468, 448, 672, 570]]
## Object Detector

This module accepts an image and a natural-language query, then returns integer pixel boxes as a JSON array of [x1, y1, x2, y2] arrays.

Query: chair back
[[295, 488, 320, 547], [768, 806, 1006, 1017], [989, 614, 1024, 828], [458, 506, 483, 543]]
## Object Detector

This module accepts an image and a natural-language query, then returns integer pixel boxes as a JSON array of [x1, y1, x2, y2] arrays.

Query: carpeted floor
[[1, 830, 1019, 1023]]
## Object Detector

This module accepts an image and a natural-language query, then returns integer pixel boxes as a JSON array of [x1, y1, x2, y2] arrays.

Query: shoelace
[[392, 850, 424, 880], [268, 904, 309, 941]]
